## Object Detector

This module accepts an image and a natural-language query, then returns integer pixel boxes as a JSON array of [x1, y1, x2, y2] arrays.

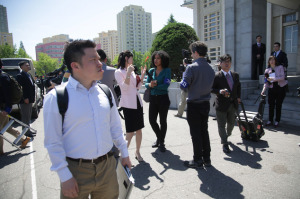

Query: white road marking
[[29, 141, 37, 199]]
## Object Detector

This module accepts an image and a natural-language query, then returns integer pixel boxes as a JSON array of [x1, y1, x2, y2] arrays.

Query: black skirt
[[122, 96, 144, 132]]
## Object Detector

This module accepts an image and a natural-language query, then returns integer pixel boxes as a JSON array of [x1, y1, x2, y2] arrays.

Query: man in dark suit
[[271, 42, 288, 78], [16, 61, 36, 137], [212, 54, 241, 153], [252, 35, 266, 80]]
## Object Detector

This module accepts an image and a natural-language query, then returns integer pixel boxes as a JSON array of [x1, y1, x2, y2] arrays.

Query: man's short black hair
[[18, 61, 28, 67], [189, 41, 207, 57], [97, 49, 107, 61], [219, 54, 232, 63], [256, 35, 262, 39], [274, 42, 281, 47], [63, 40, 96, 74]]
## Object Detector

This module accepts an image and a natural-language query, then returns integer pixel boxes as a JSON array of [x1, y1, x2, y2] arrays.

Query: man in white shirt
[[44, 40, 131, 199]]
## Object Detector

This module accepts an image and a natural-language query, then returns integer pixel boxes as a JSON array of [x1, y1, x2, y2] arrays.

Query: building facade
[[0, 5, 13, 47], [117, 5, 152, 53], [35, 34, 70, 62], [183, 0, 300, 78], [96, 30, 119, 61]]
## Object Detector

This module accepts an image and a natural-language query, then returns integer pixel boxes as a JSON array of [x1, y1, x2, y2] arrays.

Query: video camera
[[44, 63, 66, 88], [179, 49, 192, 72]]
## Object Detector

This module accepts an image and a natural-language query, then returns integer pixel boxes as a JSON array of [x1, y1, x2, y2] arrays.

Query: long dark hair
[[151, 50, 170, 68], [118, 50, 133, 69]]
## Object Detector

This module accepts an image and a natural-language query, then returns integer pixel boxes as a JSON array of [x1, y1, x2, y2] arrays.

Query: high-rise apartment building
[[0, 5, 13, 47], [117, 5, 152, 53], [35, 34, 71, 62], [96, 30, 119, 61]]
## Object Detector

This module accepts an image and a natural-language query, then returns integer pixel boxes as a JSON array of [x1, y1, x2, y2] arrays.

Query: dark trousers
[[268, 86, 286, 122], [252, 60, 264, 80], [149, 94, 170, 145], [187, 101, 211, 161]]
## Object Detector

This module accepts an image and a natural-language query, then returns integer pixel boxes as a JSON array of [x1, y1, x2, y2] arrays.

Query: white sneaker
[[266, 121, 272, 126]]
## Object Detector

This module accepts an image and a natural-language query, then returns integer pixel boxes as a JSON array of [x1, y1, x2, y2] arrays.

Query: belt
[[67, 151, 114, 164]]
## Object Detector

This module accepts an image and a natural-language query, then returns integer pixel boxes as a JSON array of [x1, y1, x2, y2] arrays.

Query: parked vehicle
[[1, 58, 43, 118]]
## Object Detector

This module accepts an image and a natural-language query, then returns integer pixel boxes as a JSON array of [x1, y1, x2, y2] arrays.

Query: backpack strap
[[55, 83, 113, 125], [55, 85, 69, 124], [98, 83, 113, 108]]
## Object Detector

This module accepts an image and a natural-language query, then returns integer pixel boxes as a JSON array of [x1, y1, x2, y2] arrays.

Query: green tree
[[0, 44, 17, 58], [167, 14, 177, 24], [106, 57, 112, 66], [111, 55, 119, 67], [35, 53, 58, 76], [19, 41, 26, 52], [151, 22, 198, 81], [16, 48, 30, 58]]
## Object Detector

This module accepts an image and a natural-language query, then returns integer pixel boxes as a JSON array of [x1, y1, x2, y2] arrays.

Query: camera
[[297, 87, 300, 97], [179, 49, 192, 72], [44, 63, 66, 89]]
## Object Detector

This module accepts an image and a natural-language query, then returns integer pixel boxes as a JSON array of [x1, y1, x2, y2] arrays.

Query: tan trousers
[[177, 90, 188, 116], [61, 155, 119, 199], [0, 113, 24, 153]]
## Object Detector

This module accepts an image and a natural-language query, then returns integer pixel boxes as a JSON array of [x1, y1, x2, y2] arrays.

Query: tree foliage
[[167, 14, 177, 24], [34, 52, 58, 76], [150, 22, 199, 81], [0, 43, 31, 58]]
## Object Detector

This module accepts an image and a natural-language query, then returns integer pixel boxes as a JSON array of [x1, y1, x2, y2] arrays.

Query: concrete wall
[[224, 0, 267, 79]]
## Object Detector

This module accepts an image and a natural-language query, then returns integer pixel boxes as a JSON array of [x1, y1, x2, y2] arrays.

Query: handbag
[[143, 69, 153, 103], [143, 87, 151, 103]]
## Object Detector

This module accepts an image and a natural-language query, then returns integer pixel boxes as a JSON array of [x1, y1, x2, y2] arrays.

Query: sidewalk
[[127, 100, 300, 199]]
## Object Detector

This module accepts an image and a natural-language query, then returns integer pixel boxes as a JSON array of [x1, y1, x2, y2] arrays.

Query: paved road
[[1, 101, 300, 199]]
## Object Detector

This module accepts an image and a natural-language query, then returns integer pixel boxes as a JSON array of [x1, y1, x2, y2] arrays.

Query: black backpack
[[1, 71, 23, 105], [55, 83, 113, 123]]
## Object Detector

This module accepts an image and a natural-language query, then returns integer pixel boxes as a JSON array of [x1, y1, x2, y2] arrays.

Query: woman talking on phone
[[261, 56, 287, 127], [115, 50, 146, 162], [145, 51, 171, 152]]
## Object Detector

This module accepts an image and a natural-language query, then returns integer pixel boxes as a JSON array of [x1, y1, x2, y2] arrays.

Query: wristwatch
[[126, 76, 130, 79]]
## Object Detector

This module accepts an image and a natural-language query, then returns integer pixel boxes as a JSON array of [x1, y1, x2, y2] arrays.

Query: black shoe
[[159, 144, 166, 152], [184, 160, 203, 169], [25, 131, 36, 137], [203, 157, 211, 167], [223, 144, 231, 154], [152, 140, 159, 148]]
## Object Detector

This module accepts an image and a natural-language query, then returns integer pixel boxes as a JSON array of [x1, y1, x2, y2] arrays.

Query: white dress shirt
[[44, 76, 128, 182]]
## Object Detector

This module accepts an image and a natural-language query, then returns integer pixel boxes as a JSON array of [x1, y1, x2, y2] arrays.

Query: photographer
[[174, 50, 191, 118], [44, 64, 66, 93]]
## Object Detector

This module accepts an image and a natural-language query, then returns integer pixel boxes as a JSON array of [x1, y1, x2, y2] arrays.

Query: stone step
[[253, 89, 299, 97], [242, 99, 300, 112], [242, 105, 300, 127], [247, 94, 300, 104]]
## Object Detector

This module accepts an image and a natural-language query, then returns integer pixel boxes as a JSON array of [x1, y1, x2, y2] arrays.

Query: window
[[284, 13, 296, 23], [284, 25, 298, 53]]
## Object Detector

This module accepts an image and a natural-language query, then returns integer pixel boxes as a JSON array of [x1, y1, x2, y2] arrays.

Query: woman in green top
[[145, 51, 171, 152]]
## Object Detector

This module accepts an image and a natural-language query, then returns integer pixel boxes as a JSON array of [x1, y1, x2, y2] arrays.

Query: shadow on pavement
[[197, 166, 244, 199], [131, 162, 163, 191], [0, 150, 35, 169], [223, 142, 264, 169], [151, 149, 188, 175]]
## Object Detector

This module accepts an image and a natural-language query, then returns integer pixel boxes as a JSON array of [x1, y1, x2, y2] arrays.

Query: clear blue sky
[[0, 0, 193, 60]]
